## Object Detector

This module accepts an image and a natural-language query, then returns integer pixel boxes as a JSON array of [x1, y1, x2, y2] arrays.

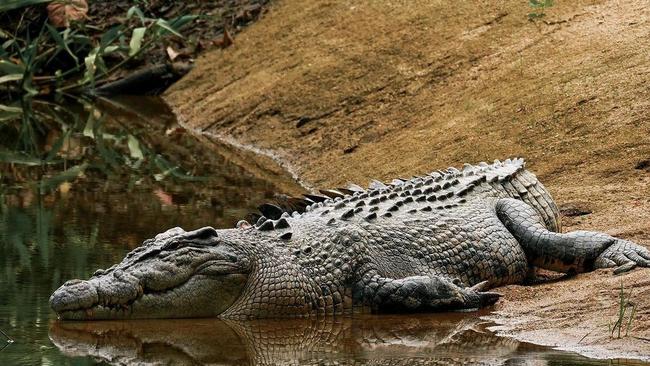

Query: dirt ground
[[165, 0, 650, 360]]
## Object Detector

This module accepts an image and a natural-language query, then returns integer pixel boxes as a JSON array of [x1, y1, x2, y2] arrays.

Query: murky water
[[0, 97, 646, 365]]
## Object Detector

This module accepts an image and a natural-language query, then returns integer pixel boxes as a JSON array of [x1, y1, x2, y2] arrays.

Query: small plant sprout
[[528, 0, 554, 21]]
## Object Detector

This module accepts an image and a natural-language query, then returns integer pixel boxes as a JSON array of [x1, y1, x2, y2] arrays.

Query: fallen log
[[93, 63, 193, 96]]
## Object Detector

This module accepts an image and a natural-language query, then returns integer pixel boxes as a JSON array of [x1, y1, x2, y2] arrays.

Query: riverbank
[[165, 0, 650, 360]]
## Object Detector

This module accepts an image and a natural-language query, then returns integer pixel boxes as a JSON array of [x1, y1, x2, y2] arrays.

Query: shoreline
[[164, 0, 650, 360]]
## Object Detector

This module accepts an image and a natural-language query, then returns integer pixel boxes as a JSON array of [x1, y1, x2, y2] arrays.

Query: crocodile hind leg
[[496, 198, 650, 274], [355, 275, 501, 313]]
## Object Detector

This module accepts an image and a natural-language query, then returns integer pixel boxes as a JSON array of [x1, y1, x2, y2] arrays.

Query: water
[[0, 97, 646, 365], [47, 313, 646, 366]]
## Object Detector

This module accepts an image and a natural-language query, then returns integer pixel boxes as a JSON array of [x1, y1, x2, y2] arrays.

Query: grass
[[608, 281, 637, 339]]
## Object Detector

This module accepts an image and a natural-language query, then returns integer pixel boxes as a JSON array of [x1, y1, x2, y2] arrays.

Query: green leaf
[[154, 19, 183, 38], [44, 129, 71, 163], [0, 74, 22, 84], [95, 129, 121, 170], [0, 104, 22, 121], [82, 114, 95, 138], [128, 27, 147, 56], [0, 59, 24, 74], [46, 24, 78, 65], [103, 45, 120, 54], [82, 48, 98, 84], [38, 163, 87, 193], [0, 28, 11, 39], [2, 39, 16, 50], [126, 6, 147, 24], [99, 25, 123, 50], [70, 33, 92, 47], [152, 154, 204, 181], [167, 15, 198, 31], [0, 150, 43, 166], [0, 104, 22, 113], [0, 112, 21, 122], [127, 134, 144, 160], [0, 0, 52, 12]]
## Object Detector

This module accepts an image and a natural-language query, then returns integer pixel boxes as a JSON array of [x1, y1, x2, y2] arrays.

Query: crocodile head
[[50, 226, 253, 320]]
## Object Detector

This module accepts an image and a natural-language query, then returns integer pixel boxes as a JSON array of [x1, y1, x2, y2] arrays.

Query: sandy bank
[[165, 0, 650, 360]]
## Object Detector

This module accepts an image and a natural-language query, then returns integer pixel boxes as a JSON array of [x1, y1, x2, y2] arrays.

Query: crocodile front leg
[[496, 198, 650, 274], [355, 275, 501, 313]]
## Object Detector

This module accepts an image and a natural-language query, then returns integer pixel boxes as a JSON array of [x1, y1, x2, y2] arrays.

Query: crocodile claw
[[595, 239, 650, 274], [462, 281, 501, 308], [469, 280, 490, 292], [478, 291, 502, 307], [614, 262, 637, 275]]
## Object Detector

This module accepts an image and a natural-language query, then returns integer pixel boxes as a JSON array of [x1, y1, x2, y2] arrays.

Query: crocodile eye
[[162, 240, 181, 251], [160, 227, 220, 251]]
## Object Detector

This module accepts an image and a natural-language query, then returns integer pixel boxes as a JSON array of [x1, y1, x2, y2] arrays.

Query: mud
[[165, 0, 650, 360]]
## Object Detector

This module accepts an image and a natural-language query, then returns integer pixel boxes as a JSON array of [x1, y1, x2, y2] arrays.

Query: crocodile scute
[[50, 158, 650, 319]]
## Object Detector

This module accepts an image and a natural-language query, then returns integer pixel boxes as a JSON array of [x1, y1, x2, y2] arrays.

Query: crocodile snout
[[50, 279, 98, 314]]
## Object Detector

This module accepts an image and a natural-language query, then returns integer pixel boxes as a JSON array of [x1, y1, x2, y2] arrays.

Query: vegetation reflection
[[0, 95, 305, 365]]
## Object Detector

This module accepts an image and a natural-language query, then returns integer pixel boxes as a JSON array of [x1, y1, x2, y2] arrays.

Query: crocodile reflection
[[49, 313, 581, 365]]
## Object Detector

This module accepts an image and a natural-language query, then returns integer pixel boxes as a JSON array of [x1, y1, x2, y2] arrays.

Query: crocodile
[[49, 158, 650, 320]]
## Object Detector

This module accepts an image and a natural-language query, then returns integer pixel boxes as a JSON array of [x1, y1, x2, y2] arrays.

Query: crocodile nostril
[[50, 280, 98, 313]]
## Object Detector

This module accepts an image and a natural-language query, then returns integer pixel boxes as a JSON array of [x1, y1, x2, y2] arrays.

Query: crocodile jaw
[[50, 272, 249, 320]]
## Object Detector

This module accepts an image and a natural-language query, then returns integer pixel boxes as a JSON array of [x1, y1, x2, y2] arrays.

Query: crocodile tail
[[496, 159, 561, 233]]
